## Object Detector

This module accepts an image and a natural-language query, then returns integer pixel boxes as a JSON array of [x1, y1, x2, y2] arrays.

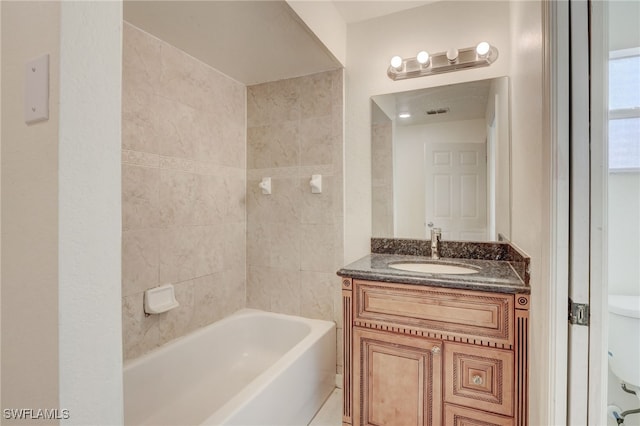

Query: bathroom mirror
[[371, 77, 510, 241]]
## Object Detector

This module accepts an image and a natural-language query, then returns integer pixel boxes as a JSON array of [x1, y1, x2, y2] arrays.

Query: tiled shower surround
[[371, 107, 393, 237], [246, 70, 345, 373], [121, 22, 345, 372], [121, 23, 246, 359]]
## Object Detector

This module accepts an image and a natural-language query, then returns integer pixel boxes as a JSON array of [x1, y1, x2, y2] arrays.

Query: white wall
[[286, 0, 346, 66], [486, 77, 510, 239], [1, 2, 61, 421], [1, 2, 123, 423], [0, 1, 3, 407], [608, 173, 640, 296], [394, 119, 486, 237], [344, 1, 549, 422], [607, 0, 640, 297], [1, 0, 3, 408], [58, 2, 123, 423], [345, 0, 512, 262], [508, 1, 549, 424]]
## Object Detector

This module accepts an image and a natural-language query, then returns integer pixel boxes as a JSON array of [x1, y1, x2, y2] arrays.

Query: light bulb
[[416, 51, 430, 66], [476, 41, 490, 57], [390, 56, 403, 70], [398, 112, 411, 119], [446, 48, 459, 63]]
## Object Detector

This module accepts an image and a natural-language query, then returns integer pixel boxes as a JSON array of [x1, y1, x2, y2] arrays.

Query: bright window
[[609, 51, 640, 171]]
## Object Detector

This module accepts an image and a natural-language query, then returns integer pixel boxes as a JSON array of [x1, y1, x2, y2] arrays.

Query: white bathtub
[[124, 309, 336, 426]]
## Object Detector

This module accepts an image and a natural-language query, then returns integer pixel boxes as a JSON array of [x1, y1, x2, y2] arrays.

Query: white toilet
[[608, 294, 640, 393]]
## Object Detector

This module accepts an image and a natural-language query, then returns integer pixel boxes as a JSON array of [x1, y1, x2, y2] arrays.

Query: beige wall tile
[[299, 72, 333, 119], [300, 271, 334, 321], [159, 168, 197, 227], [222, 268, 246, 316], [247, 79, 300, 127], [157, 280, 196, 338], [300, 175, 336, 225], [123, 22, 162, 94], [247, 121, 299, 169], [300, 116, 334, 166], [300, 224, 336, 272], [246, 219, 271, 268], [224, 223, 246, 271], [246, 265, 270, 311], [222, 175, 246, 223], [122, 164, 160, 231], [246, 69, 344, 373], [122, 292, 162, 360], [123, 24, 247, 361], [122, 87, 158, 154], [333, 283, 343, 328], [269, 177, 301, 223], [155, 95, 198, 160], [270, 222, 301, 269], [336, 328, 344, 368], [270, 268, 301, 316], [191, 273, 225, 327], [193, 174, 223, 225], [122, 229, 160, 297], [159, 225, 225, 284]]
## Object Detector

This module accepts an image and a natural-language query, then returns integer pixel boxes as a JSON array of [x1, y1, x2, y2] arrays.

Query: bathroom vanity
[[338, 239, 530, 426]]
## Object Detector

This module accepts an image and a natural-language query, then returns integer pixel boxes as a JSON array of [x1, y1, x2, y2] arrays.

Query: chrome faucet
[[430, 228, 442, 260]]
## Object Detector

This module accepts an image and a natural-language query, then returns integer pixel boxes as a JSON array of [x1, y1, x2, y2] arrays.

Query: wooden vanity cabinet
[[342, 278, 530, 426]]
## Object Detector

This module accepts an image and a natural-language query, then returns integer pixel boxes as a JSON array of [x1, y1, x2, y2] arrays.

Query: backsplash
[[371, 237, 530, 284], [121, 23, 246, 360], [245, 69, 344, 373]]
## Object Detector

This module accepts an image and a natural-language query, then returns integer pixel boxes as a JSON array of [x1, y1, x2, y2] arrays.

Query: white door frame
[[546, 0, 571, 424], [567, 1, 591, 424], [565, 1, 610, 424], [546, 1, 611, 423], [587, 1, 609, 423]]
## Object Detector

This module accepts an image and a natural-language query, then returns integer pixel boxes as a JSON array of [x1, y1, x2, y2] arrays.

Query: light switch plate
[[24, 54, 49, 124]]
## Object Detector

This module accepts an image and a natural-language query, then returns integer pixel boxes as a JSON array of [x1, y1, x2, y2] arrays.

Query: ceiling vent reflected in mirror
[[426, 108, 450, 116]]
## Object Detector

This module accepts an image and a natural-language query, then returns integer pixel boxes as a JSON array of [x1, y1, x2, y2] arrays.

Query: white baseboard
[[336, 374, 343, 389]]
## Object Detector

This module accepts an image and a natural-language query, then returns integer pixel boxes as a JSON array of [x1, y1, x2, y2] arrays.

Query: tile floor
[[309, 388, 342, 426]]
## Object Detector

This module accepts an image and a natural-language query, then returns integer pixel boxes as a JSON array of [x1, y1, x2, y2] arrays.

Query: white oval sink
[[389, 262, 479, 275]]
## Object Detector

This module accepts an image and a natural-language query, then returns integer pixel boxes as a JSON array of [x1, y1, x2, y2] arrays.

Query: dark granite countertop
[[337, 253, 530, 295]]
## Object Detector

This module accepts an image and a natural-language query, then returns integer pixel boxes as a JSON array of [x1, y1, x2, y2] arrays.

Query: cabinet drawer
[[444, 404, 514, 426], [353, 280, 514, 346], [444, 341, 514, 417]]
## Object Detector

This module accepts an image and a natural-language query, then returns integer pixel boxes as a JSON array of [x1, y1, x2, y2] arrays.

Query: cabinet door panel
[[444, 404, 514, 426], [444, 341, 514, 416], [353, 327, 442, 426]]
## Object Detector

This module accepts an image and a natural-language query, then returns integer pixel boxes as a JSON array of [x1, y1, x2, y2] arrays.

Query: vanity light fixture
[[387, 42, 498, 81], [476, 41, 491, 57], [446, 48, 459, 63], [390, 55, 403, 71], [416, 50, 430, 66]]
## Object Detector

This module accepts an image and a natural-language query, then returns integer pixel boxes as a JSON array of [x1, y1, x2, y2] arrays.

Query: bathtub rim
[[123, 308, 336, 425], [123, 308, 334, 370], [201, 309, 336, 425]]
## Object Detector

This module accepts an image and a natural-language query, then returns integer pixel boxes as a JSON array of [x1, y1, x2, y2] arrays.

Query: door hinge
[[568, 299, 590, 326]]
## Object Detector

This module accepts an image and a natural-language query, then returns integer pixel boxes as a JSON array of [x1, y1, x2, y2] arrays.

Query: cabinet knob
[[431, 346, 441, 355], [472, 375, 483, 385]]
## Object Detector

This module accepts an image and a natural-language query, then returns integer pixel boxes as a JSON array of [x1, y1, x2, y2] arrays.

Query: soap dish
[[144, 284, 179, 315]]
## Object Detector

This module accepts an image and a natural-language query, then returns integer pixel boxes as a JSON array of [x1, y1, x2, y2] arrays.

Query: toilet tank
[[608, 294, 640, 388]]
